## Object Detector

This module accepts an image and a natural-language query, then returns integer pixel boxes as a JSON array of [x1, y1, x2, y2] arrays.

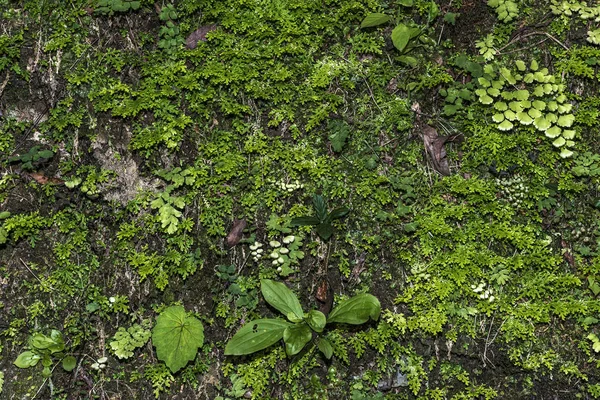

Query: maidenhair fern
[[487, 0, 519, 23], [550, 1, 600, 45], [475, 59, 577, 158]]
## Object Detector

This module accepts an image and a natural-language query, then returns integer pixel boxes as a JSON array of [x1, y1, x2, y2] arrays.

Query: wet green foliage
[[2, 0, 600, 398]]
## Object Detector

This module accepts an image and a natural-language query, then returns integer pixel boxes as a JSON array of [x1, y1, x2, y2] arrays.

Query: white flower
[[272, 260, 279, 265], [109, 297, 116, 303]]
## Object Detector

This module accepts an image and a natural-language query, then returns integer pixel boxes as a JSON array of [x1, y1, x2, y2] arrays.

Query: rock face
[[90, 125, 158, 204]]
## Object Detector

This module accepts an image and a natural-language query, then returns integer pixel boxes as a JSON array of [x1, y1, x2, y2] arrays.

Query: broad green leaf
[[14, 351, 41, 368], [0, 211, 10, 219], [317, 338, 334, 359], [62, 356, 76, 372], [398, 0, 413, 5], [31, 333, 57, 350], [313, 195, 328, 222], [306, 310, 327, 333], [283, 323, 312, 356], [152, 305, 204, 373], [397, 55, 418, 67], [328, 207, 350, 220], [327, 293, 381, 325], [360, 13, 392, 28], [391, 24, 413, 52], [290, 216, 321, 226], [316, 222, 334, 240], [261, 279, 304, 321], [225, 318, 291, 355]]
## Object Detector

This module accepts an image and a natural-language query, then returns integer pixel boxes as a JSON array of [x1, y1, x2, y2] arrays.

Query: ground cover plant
[[2, 0, 600, 398]]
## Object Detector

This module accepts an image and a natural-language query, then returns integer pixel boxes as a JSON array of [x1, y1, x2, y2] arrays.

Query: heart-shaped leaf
[[152, 306, 204, 373]]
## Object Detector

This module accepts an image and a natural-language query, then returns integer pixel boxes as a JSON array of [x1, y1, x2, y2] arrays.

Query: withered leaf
[[226, 218, 246, 247], [27, 172, 64, 185], [185, 25, 217, 49], [316, 278, 333, 316], [421, 124, 452, 176]]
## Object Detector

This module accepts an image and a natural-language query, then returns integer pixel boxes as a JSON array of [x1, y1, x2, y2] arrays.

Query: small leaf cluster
[[475, 59, 576, 157], [109, 322, 151, 359], [13, 330, 76, 378], [7, 146, 53, 171], [487, 0, 518, 23], [225, 280, 380, 358], [550, 1, 600, 45], [95, 0, 140, 15], [290, 194, 349, 240]]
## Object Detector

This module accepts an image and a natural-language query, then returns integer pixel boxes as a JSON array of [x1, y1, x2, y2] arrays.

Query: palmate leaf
[[224, 318, 292, 355], [261, 279, 304, 321], [152, 306, 204, 373], [327, 293, 381, 325]]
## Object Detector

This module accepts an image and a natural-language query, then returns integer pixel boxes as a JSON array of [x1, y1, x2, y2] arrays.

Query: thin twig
[[497, 31, 568, 54], [19, 257, 43, 285]]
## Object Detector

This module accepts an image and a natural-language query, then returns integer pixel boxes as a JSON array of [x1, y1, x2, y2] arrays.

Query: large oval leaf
[[225, 318, 291, 355], [360, 13, 391, 28], [152, 306, 204, 373], [327, 293, 381, 325], [14, 351, 41, 368], [283, 323, 312, 356], [261, 279, 304, 321]]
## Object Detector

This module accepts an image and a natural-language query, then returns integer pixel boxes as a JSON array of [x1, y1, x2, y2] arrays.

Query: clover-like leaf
[[152, 306, 204, 373], [225, 318, 291, 355]]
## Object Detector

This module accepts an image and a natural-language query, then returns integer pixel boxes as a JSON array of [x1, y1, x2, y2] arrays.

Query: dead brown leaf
[[27, 172, 64, 185], [226, 218, 246, 247], [186, 25, 218, 49], [421, 124, 452, 176], [316, 278, 333, 316]]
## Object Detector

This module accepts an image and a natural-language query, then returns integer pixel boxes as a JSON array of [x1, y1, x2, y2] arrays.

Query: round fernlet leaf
[[494, 101, 508, 111], [545, 125, 562, 138], [62, 355, 77, 372], [562, 130, 576, 140], [557, 114, 574, 127], [497, 119, 514, 131], [504, 110, 517, 121], [553, 137, 566, 147], [479, 94, 493, 105], [152, 306, 204, 373], [560, 148, 574, 158], [517, 111, 533, 125], [492, 113, 505, 123], [534, 116, 551, 131]]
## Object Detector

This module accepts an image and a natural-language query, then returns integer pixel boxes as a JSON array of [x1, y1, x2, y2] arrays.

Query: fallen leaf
[[316, 278, 333, 316], [27, 172, 64, 185], [186, 25, 218, 49], [226, 218, 246, 247], [421, 125, 451, 176]]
